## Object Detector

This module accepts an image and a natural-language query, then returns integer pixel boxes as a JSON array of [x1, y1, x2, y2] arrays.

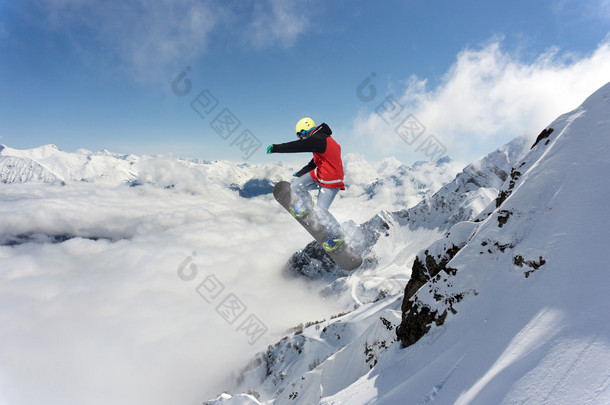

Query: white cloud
[[40, 0, 314, 81], [136, 154, 212, 195], [0, 181, 346, 404], [245, 0, 313, 49], [551, 0, 610, 21], [353, 38, 610, 162], [0, 21, 7, 39]]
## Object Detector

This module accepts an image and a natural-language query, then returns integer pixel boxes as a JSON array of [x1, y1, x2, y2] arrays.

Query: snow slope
[[211, 82, 610, 404]]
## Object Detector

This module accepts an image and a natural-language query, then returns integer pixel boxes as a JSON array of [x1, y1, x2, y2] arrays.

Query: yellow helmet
[[295, 117, 315, 135]]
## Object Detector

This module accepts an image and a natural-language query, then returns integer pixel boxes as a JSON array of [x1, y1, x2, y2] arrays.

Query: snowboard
[[273, 180, 363, 271]]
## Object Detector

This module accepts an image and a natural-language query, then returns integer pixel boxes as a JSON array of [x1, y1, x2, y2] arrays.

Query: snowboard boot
[[289, 205, 310, 218], [323, 237, 344, 252], [289, 194, 314, 219]]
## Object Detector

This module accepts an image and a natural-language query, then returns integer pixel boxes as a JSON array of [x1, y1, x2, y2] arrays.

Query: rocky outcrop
[[396, 221, 477, 347], [283, 214, 390, 281]]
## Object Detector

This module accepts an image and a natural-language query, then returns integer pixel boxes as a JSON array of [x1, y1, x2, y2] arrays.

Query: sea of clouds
[[0, 180, 345, 404]]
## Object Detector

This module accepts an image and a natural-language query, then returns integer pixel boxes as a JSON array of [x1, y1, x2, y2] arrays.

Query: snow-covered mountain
[[0, 144, 139, 185], [209, 82, 610, 404]]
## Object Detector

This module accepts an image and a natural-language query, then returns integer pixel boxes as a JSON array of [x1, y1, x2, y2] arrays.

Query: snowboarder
[[267, 117, 345, 252]]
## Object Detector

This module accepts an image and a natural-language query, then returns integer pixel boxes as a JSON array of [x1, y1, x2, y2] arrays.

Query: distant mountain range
[[0, 143, 460, 204]]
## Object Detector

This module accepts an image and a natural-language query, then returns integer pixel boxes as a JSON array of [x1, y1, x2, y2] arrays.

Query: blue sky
[[1, 0, 609, 164]]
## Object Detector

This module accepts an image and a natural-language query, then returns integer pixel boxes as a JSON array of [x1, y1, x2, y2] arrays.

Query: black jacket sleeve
[[295, 159, 316, 177], [271, 122, 332, 154], [271, 135, 326, 154]]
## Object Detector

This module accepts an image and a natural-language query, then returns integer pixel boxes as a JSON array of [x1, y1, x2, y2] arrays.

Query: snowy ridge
[[343, 155, 458, 209], [0, 155, 64, 184], [393, 135, 530, 231], [224, 297, 403, 405], [0, 144, 138, 185], [210, 82, 610, 404]]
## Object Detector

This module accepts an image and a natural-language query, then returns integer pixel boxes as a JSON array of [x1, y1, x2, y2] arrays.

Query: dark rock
[[497, 210, 512, 228], [396, 301, 447, 348], [404, 245, 460, 301], [495, 166, 523, 208], [514, 255, 546, 278], [531, 127, 554, 149], [283, 241, 343, 281], [396, 244, 462, 347]]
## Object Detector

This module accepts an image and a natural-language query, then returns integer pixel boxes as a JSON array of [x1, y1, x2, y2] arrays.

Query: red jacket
[[270, 123, 345, 190]]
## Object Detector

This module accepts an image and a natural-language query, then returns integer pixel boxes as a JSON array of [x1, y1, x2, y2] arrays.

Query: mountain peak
[[36, 144, 61, 152], [581, 80, 610, 108]]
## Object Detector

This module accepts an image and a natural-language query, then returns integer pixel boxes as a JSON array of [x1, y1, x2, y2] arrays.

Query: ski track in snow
[[417, 355, 465, 405], [455, 308, 564, 405]]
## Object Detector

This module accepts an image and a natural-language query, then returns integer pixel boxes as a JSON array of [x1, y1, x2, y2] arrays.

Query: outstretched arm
[[268, 136, 326, 154]]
